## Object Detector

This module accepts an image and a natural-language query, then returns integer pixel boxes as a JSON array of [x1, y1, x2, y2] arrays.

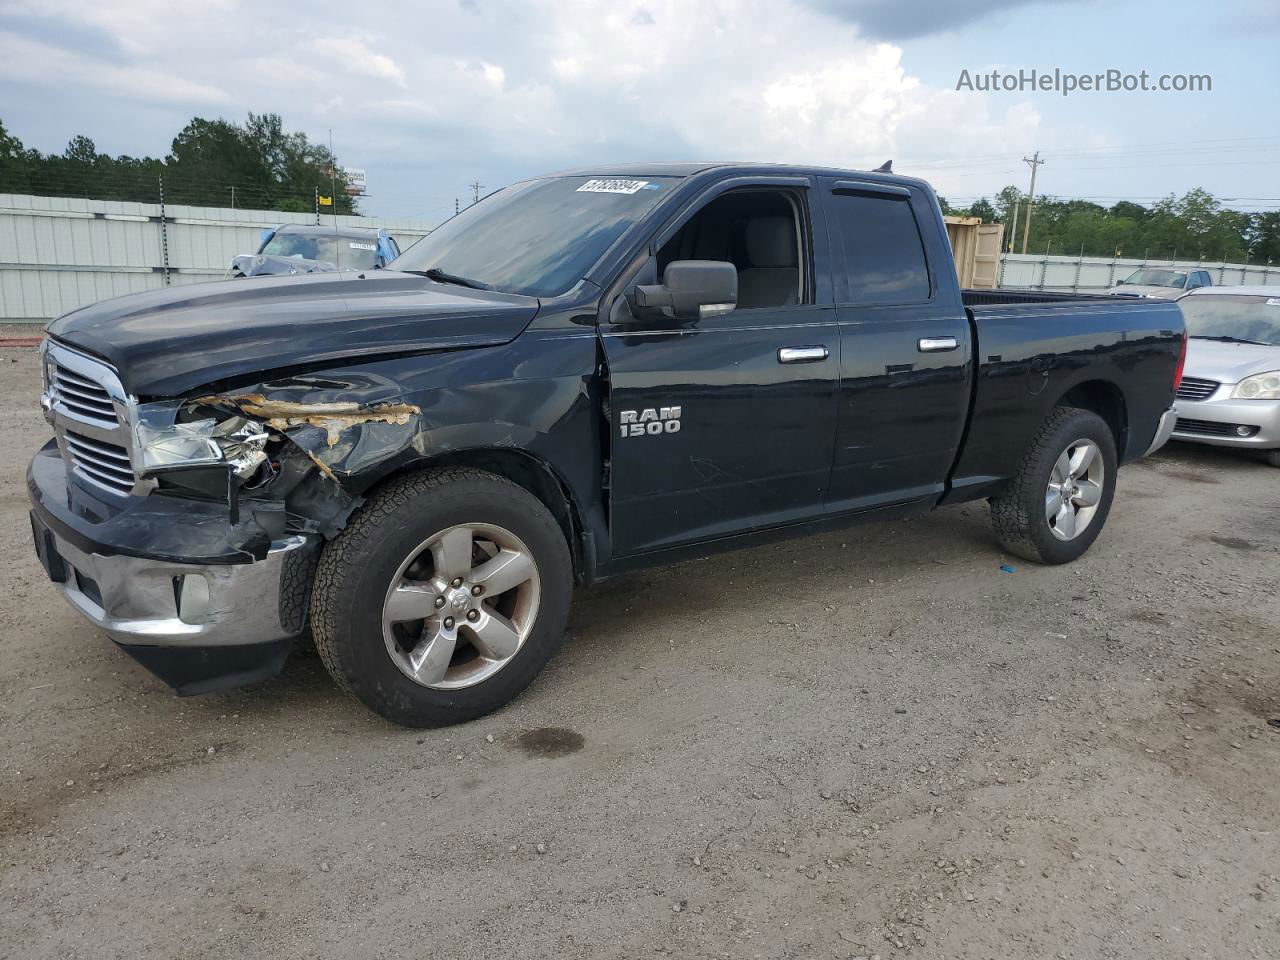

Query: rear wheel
[[311, 468, 573, 726], [990, 406, 1118, 565]]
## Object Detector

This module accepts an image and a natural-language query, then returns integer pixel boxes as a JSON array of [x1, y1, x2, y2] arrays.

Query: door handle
[[918, 336, 958, 353], [778, 346, 829, 363]]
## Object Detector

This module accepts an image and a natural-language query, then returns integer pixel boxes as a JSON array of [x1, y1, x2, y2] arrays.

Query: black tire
[[1266, 449, 1280, 468], [311, 467, 573, 727], [990, 406, 1118, 565]]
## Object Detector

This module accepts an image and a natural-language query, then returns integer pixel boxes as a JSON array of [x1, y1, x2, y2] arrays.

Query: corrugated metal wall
[[0, 194, 436, 322], [999, 253, 1280, 293]]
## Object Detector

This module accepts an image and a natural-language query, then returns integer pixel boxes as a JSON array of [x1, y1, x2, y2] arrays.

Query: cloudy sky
[[0, 0, 1276, 222]]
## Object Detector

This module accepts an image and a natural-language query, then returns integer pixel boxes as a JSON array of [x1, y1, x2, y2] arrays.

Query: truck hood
[[1105, 285, 1183, 299], [1185, 338, 1280, 384], [46, 271, 540, 397]]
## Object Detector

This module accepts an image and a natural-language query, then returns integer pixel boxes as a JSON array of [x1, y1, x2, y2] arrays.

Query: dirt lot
[[2, 342, 1278, 960]]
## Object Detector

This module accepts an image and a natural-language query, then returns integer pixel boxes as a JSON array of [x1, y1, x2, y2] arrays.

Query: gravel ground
[[2, 343, 1279, 960]]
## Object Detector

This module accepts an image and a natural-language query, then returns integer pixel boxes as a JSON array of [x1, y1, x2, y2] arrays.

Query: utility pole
[[455, 197, 460, 216], [1020, 151, 1044, 255], [1007, 198, 1021, 253], [470, 181, 484, 205]]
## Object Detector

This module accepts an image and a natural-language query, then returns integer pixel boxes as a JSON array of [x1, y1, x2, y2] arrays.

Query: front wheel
[[311, 467, 573, 727], [1265, 449, 1280, 468], [990, 406, 1118, 565]]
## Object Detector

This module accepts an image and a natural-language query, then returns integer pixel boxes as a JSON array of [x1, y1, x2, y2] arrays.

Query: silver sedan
[[1172, 286, 1280, 467]]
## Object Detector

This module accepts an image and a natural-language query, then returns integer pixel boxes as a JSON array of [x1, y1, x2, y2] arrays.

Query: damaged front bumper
[[28, 441, 320, 695]]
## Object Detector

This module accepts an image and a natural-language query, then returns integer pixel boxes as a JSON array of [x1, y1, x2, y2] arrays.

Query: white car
[[1172, 286, 1280, 467], [1107, 267, 1213, 299]]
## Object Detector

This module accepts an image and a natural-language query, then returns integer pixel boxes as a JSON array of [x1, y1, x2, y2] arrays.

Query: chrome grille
[[64, 430, 136, 495], [50, 362, 119, 424], [1176, 377, 1219, 402], [43, 341, 139, 499]]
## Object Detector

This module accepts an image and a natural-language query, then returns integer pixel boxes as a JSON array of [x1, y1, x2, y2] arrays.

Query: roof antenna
[[873, 160, 893, 173]]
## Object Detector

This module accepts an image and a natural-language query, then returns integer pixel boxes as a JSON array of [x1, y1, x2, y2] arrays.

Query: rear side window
[[829, 191, 931, 304]]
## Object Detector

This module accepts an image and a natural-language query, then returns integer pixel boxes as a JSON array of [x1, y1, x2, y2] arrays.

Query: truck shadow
[[232, 439, 1259, 720], [248, 501, 1005, 707]]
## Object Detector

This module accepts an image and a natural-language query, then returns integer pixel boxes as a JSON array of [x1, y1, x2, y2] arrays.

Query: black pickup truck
[[28, 163, 1184, 726]]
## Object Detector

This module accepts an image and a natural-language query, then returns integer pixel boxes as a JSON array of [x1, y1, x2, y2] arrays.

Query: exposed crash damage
[[195, 394, 421, 447], [172, 376, 426, 538]]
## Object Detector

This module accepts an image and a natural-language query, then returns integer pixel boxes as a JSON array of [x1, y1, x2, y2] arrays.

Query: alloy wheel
[[382, 523, 540, 689], [1045, 438, 1105, 541]]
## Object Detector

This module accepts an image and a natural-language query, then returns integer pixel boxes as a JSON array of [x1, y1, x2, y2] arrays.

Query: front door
[[601, 184, 839, 556]]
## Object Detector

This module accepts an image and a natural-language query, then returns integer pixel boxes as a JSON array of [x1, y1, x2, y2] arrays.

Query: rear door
[[601, 179, 840, 556], [820, 179, 972, 513]]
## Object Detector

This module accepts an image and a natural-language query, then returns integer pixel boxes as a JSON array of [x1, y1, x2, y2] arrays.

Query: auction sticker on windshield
[[577, 179, 651, 194]]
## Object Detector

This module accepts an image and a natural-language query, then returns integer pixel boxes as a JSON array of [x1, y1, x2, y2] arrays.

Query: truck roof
[[538, 161, 934, 193]]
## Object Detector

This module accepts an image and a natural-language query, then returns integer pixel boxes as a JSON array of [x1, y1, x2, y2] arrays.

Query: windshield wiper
[[407, 267, 492, 290], [1190, 335, 1270, 345]]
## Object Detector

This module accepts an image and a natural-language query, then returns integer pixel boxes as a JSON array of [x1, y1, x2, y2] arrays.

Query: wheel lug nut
[[466, 609, 479, 622], [471, 585, 483, 596], [451, 577, 463, 588], [443, 617, 455, 629], [434, 596, 445, 608]]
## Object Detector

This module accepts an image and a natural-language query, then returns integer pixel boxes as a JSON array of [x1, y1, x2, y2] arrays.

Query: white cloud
[[311, 36, 406, 85], [0, 31, 229, 106], [0, 0, 1054, 213]]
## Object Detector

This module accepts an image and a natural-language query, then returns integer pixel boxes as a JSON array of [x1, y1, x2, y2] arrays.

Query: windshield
[[1120, 268, 1187, 288], [261, 232, 381, 270], [390, 176, 677, 297], [1179, 295, 1280, 346]]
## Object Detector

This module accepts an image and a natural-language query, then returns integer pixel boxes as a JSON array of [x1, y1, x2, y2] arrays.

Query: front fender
[[189, 332, 603, 542]]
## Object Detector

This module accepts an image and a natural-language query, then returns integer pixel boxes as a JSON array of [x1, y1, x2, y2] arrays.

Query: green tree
[[966, 197, 995, 223], [993, 185, 1022, 224], [0, 113, 357, 213], [0, 119, 31, 193]]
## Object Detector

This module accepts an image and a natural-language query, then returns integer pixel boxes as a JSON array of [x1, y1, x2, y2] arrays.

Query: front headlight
[[134, 410, 270, 479], [1231, 371, 1280, 400]]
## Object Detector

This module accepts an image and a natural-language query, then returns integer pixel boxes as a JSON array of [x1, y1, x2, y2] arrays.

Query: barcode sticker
[[577, 179, 650, 195]]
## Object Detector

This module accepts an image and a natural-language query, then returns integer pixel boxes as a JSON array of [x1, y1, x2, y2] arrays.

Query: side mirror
[[634, 260, 737, 321]]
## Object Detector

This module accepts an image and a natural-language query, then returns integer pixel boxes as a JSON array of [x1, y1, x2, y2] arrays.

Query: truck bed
[[961, 288, 1122, 308], [945, 288, 1183, 504]]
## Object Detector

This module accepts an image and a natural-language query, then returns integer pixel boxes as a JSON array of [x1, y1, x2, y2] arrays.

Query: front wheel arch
[[355, 448, 588, 583]]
